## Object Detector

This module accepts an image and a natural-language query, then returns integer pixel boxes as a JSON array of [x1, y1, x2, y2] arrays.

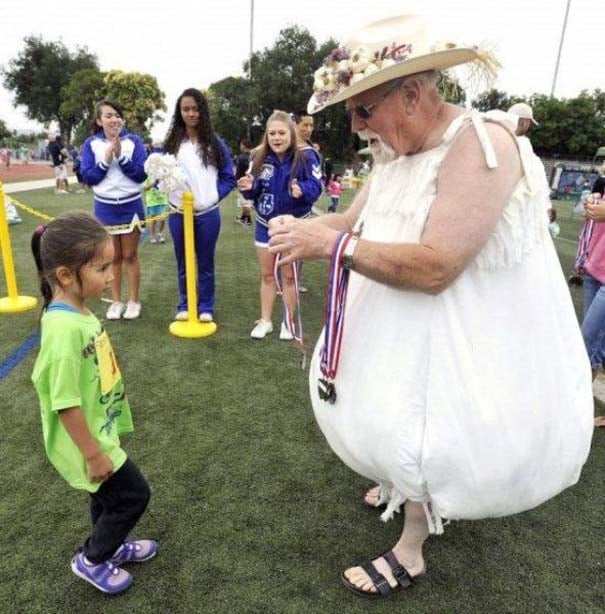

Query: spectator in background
[[69, 145, 86, 193], [47, 134, 70, 194], [235, 139, 253, 226], [0, 144, 10, 169], [323, 156, 334, 190], [508, 102, 556, 224], [574, 166, 605, 426]]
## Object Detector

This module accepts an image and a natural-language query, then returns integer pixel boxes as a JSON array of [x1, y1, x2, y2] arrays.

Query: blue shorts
[[146, 204, 167, 216], [94, 198, 145, 235], [255, 222, 269, 248]]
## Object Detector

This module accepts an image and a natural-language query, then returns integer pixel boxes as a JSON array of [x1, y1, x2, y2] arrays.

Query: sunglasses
[[345, 79, 403, 121]]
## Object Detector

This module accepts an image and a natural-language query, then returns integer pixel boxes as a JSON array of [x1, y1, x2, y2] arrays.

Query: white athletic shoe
[[198, 312, 213, 322], [106, 301, 125, 320], [123, 301, 142, 320], [250, 320, 273, 339], [279, 322, 294, 340], [175, 311, 188, 321]]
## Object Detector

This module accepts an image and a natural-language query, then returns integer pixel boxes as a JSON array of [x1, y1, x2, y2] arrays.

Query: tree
[[102, 70, 166, 140], [208, 76, 255, 147], [472, 88, 520, 112], [2, 36, 98, 140], [60, 68, 106, 144], [530, 92, 605, 158], [209, 26, 354, 160], [0, 118, 10, 141]]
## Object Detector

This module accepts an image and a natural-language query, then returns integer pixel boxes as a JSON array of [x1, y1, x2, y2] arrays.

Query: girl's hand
[[291, 179, 302, 199], [112, 137, 121, 159], [237, 173, 253, 191], [87, 451, 114, 482], [585, 194, 605, 221], [104, 143, 115, 165]]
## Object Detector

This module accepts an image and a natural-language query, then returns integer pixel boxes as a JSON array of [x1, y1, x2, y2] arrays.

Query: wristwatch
[[342, 234, 359, 270]]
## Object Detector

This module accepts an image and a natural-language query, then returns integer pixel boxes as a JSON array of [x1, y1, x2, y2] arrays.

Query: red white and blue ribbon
[[274, 255, 305, 364], [319, 232, 354, 388], [575, 219, 594, 272]]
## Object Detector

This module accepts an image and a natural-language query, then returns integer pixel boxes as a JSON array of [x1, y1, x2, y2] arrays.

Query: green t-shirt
[[31, 306, 133, 492], [144, 181, 169, 207]]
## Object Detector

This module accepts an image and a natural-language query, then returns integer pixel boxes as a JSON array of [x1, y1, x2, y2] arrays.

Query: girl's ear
[[55, 265, 74, 287]]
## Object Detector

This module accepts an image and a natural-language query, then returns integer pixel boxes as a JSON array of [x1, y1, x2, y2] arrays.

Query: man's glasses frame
[[345, 78, 404, 121]]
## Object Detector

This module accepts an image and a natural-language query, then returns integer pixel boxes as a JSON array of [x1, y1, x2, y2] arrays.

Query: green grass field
[[1, 189, 604, 614]]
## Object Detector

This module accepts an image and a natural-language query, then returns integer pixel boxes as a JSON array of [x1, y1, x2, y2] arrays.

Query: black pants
[[83, 458, 151, 564]]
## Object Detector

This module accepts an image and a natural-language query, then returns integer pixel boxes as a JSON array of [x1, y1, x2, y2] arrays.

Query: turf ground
[[0, 189, 603, 613]]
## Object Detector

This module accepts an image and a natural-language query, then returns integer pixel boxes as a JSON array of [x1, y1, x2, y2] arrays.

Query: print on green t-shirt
[[32, 309, 134, 493]]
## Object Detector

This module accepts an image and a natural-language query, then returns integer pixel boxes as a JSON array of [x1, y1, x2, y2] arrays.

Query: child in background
[[31, 213, 157, 595], [327, 173, 344, 213], [144, 178, 168, 243], [69, 145, 87, 193]]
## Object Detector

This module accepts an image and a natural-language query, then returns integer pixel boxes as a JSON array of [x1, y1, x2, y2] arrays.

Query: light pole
[[551, 0, 571, 97], [247, 0, 254, 141]]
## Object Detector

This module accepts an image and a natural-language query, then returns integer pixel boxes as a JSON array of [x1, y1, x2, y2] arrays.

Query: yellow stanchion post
[[169, 191, 217, 339], [0, 182, 37, 313]]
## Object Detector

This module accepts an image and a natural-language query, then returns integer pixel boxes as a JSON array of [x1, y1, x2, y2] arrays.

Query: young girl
[[31, 213, 157, 595], [327, 173, 345, 212], [238, 110, 323, 339], [143, 177, 168, 244], [81, 100, 147, 321], [163, 88, 235, 322]]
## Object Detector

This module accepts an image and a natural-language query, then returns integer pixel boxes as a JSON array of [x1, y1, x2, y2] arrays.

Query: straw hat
[[507, 102, 539, 126], [307, 14, 498, 114]]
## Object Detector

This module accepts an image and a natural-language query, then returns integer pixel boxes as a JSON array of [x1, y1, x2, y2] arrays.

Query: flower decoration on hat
[[312, 43, 413, 111]]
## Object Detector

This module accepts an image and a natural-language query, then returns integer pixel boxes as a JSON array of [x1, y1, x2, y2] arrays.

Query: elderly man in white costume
[[268, 15, 593, 600]]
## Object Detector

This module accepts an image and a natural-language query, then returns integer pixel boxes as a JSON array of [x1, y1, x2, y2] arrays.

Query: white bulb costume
[[309, 110, 593, 533]]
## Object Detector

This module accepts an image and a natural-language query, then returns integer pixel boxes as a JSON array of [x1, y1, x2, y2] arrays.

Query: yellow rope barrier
[[9, 195, 172, 231], [0, 182, 38, 313]]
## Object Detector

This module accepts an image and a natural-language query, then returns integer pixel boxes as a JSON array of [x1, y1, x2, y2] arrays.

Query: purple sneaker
[[70, 552, 132, 594], [111, 539, 158, 564]]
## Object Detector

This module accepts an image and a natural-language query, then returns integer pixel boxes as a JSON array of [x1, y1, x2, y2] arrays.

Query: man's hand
[[585, 194, 605, 221], [268, 215, 339, 264]]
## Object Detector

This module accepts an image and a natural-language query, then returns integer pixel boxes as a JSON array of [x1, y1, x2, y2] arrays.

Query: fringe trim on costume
[[422, 501, 444, 535], [379, 486, 405, 523]]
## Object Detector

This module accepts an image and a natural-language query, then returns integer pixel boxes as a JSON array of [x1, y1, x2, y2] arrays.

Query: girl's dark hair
[[31, 212, 110, 311], [251, 110, 303, 177], [90, 99, 124, 134], [163, 88, 223, 168]]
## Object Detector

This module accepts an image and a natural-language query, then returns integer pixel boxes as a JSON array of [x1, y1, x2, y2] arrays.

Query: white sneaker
[[279, 322, 294, 340], [250, 319, 273, 339], [175, 311, 188, 321], [199, 312, 213, 322], [106, 301, 125, 320], [123, 301, 141, 320], [149, 236, 157, 244], [158, 233, 166, 244]]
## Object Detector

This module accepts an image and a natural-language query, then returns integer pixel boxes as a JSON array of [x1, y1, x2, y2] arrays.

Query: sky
[[0, 0, 601, 141]]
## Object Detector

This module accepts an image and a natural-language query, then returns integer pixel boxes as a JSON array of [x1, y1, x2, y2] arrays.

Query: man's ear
[[400, 78, 422, 109], [55, 265, 74, 287]]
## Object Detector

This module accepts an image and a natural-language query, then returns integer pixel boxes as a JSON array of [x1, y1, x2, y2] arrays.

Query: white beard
[[358, 130, 396, 165]]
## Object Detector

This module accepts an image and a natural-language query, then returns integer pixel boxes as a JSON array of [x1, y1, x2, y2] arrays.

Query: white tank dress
[[309, 111, 594, 533]]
